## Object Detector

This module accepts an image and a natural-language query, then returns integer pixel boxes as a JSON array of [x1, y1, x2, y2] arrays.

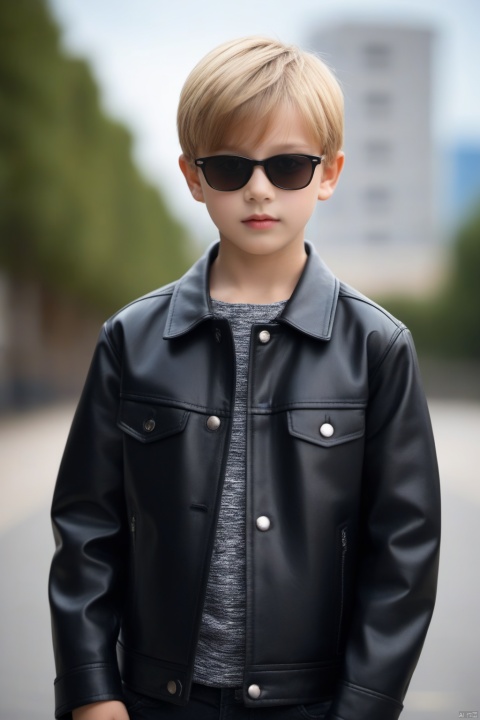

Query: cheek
[[305, 183, 323, 210], [205, 193, 239, 222], [283, 190, 319, 219]]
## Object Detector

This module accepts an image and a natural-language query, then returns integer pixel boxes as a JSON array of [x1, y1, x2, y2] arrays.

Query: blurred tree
[[0, 0, 192, 313], [381, 203, 480, 361], [441, 208, 480, 357]]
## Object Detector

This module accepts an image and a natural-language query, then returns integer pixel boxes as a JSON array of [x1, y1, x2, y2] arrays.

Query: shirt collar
[[163, 241, 339, 341]]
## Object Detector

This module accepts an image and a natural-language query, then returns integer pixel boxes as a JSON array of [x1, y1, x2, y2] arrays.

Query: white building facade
[[307, 23, 444, 296]]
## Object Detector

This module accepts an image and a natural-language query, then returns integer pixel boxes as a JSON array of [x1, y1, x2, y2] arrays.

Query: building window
[[365, 230, 390, 243], [363, 43, 391, 69], [364, 186, 391, 212], [364, 92, 392, 119], [365, 140, 392, 164]]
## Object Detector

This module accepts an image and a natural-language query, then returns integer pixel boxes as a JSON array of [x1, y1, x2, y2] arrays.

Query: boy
[[49, 36, 440, 720]]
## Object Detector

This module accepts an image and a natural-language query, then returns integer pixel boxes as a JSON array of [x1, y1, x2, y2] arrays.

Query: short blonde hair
[[177, 36, 344, 165]]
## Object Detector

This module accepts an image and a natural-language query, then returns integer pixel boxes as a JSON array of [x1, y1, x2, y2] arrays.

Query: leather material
[[49, 242, 440, 719]]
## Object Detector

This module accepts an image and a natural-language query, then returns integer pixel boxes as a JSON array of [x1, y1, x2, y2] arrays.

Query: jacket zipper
[[131, 513, 136, 547], [337, 526, 347, 654]]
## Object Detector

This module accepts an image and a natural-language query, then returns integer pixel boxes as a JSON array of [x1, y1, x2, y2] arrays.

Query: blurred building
[[307, 22, 445, 296]]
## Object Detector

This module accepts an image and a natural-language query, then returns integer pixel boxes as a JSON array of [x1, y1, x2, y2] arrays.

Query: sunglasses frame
[[194, 153, 323, 191]]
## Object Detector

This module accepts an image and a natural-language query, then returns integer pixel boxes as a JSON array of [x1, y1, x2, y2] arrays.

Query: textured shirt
[[193, 298, 287, 686]]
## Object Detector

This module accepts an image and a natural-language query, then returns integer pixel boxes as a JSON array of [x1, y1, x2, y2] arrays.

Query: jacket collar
[[163, 241, 339, 341]]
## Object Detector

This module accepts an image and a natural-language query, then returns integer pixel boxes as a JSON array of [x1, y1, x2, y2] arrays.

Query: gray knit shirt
[[193, 298, 287, 686]]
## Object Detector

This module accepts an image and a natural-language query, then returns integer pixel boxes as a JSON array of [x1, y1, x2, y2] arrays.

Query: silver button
[[166, 680, 177, 695], [206, 415, 221, 431], [256, 516, 271, 531], [319, 422, 334, 438], [143, 419, 156, 432], [258, 330, 271, 344], [248, 684, 261, 699]]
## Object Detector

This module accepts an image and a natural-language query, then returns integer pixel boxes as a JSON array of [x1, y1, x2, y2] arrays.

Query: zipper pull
[[131, 515, 136, 535], [341, 527, 347, 552]]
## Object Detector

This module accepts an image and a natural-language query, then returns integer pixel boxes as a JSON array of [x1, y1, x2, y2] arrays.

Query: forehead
[[214, 102, 320, 156]]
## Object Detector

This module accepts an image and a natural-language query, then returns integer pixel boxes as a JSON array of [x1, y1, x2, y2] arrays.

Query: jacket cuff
[[54, 662, 124, 719], [329, 680, 403, 720]]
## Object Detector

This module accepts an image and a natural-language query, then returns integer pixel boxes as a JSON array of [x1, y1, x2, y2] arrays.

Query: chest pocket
[[117, 399, 189, 443], [287, 407, 365, 447]]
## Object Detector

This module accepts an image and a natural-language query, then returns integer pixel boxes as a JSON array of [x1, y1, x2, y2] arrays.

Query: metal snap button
[[248, 684, 261, 699], [206, 415, 221, 431], [258, 330, 271, 344], [143, 419, 156, 432], [166, 680, 177, 695], [319, 422, 334, 438], [256, 516, 271, 531]]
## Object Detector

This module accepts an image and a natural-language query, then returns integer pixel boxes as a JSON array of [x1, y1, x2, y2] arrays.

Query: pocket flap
[[118, 400, 189, 443], [287, 408, 365, 447]]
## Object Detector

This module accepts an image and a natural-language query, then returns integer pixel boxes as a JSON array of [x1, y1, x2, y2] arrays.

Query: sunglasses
[[194, 153, 323, 192]]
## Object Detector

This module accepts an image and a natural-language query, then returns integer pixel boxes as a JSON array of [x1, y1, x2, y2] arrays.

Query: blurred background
[[0, 0, 479, 718]]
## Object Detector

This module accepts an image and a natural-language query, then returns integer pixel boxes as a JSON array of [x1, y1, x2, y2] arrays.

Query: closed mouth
[[242, 215, 278, 222]]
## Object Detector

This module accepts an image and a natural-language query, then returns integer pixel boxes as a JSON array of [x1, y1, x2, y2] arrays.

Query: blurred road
[[0, 400, 479, 720]]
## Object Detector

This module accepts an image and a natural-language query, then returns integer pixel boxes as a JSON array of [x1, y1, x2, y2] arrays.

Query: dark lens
[[204, 156, 251, 191], [267, 155, 313, 189]]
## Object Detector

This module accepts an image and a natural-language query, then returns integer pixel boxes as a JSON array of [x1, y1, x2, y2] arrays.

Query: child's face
[[180, 103, 343, 260]]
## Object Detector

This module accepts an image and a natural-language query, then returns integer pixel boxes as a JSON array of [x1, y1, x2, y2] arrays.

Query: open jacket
[[49, 242, 440, 720]]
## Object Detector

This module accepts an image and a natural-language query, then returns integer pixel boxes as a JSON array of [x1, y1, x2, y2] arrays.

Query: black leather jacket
[[49, 242, 440, 720]]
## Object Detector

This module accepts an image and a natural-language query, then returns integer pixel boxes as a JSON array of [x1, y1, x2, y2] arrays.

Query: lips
[[242, 214, 279, 229]]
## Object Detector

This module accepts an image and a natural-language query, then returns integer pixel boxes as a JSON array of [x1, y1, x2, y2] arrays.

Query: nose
[[243, 164, 274, 201]]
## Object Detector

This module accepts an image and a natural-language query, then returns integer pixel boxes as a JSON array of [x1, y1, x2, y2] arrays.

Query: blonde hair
[[177, 36, 344, 165]]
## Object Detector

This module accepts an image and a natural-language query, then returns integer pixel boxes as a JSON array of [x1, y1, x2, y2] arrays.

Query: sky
[[47, 0, 480, 242]]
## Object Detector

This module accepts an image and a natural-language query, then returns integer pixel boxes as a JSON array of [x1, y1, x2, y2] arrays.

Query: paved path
[[0, 400, 479, 719]]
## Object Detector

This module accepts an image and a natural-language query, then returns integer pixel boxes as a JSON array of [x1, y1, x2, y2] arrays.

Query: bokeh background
[[1, 1, 479, 718]]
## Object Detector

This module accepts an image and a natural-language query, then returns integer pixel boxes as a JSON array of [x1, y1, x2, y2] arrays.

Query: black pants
[[123, 684, 332, 720]]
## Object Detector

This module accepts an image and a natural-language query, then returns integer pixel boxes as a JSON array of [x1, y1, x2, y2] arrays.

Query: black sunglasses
[[194, 153, 323, 191]]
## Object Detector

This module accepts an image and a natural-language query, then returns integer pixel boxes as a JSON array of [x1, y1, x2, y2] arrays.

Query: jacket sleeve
[[329, 327, 441, 720], [49, 323, 127, 719]]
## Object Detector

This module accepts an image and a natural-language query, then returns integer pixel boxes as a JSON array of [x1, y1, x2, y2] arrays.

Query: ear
[[179, 154, 205, 203], [317, 151, 345, 202]]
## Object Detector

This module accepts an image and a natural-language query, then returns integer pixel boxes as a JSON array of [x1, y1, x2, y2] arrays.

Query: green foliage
[[381, 205, 480, 361], [0, 0, 193, 313], [442, 209, 480, 357]]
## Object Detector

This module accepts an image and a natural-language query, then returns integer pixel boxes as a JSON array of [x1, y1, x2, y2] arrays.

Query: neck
[[209, 240, 307, 304]]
